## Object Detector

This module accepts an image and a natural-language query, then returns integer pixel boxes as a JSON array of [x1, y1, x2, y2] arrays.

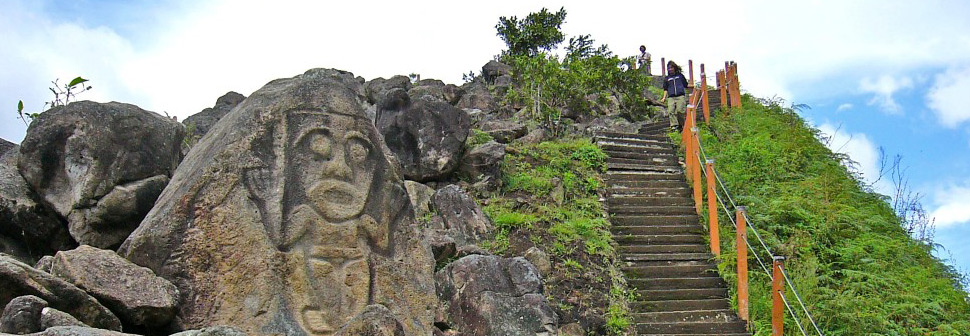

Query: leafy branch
[[16, 76, 92, 126]]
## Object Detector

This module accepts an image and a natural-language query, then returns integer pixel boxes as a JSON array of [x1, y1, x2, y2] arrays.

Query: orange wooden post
[[688, 59, 695, 89], [691, 127, 703, 215], [718, 70, 727, 114], [731, 62, 741, 107], [724, 61, 732, 107], [661, 57, 667, 76], [737, 206, 749, 323], [706, 159, 719, 255], [701, 64, 710, 123], [772, 256, 786, 336]]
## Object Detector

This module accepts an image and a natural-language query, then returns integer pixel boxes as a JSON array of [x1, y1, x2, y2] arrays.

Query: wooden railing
[[676, 61, 824, 336]]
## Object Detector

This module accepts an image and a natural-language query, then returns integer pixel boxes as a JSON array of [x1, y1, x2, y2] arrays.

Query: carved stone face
[[291, 112, 377, 222]]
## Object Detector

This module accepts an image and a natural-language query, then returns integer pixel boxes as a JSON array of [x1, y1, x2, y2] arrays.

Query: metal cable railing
[[685, 86, 824, 335]]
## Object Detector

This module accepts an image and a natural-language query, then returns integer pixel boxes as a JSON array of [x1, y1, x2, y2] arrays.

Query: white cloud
[[927, 66, 970, 128], [930, 182, 970, 228], [859, 75, 913, 114], [836, 103, 853, 111], [816, 123, 887, 194]]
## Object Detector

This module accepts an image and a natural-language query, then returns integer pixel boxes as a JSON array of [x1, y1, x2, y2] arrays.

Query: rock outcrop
[[458, 141, 506, 191], [435, 255, 557, 336], [430, 185, 492, 247], [50, 245, 179, 328], [0, 148, 74, 262], [120, 68, 435, 336], [376, 90, 471, 182], [17, 101, 184, 249], [183, 91, 246, 142], [0, 255, 122, 331]]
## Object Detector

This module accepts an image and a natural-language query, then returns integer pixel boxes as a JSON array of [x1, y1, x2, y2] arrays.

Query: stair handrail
[[682, 75, 826, 335]]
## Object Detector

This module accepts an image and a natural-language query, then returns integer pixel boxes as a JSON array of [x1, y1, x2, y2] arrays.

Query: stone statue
[[121, 69, 435, 336]]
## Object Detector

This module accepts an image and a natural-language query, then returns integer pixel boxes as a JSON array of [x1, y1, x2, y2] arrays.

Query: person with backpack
[[660, 61, 688, 129], [637, 45, 652, 75]]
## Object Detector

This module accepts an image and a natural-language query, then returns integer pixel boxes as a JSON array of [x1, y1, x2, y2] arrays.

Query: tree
[[495, 7, 567, 57]]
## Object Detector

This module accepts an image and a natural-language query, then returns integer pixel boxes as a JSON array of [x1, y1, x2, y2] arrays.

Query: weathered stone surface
[[40, 307, 89, 330], [0, 138, 14, 156], [482, 61, 512, 85], [1, 295, 47, 334], [21, 326, 137, 336], [17, 101, 184, 249], [431, 185, 491, 246], [50, 245, 178, 327], [479, 120, 526, 144], [67, 175, 169, 249], [403, 181, 435, 219], [426, 231, 457, 265], [0, 254, 121, 331], [519, 128, 548, 144], [169, 326, 247, 336], [407, 80, 464, 106], [34, 256, 53, 274], [377, 90, 471, 182], [0, 148, 74, 262], [119, 68, 435, 336], [558, 322, 585, 336], [524, 247, 552, 278], [435, 255, 557, 336], [580, 116, 640, 135], [364, 76, 412, 105], [184, 91, 246, 143], [456, 82, 495, 113], [458, 141, 505, 191], [334, 304, 404, 336]]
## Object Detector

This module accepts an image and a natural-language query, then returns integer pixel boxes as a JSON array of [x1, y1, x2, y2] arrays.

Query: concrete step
[[608, 187, 690, 198], [609, 156, 679, 165], [634, 309, 742, 324], [595, 131, 670, 143], [598, 140, 673, 150], [608, 162, 682, 172], [639, 288, 728, 301], [620, 244, 710, 254], [609, 205, 697, 215], [601, 147, 677, 160], [609, 180, 688, 189], [611, 215, 699, 226], [615, 234, 705, 245], [633, 298, 733, 312], [623, 263, 719, 278], [612, 225, 704, 235], [628, 277, 727, 290], [621, 252, 713, 263], [636, 320, 748, 334], [607, 171, 686, 181], [608, 196, 693, 207]]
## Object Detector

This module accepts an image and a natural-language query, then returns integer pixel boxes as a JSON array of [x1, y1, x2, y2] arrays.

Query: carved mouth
[[308, 180, 367, 220]]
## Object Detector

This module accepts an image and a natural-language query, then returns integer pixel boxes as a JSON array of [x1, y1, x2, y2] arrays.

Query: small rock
[[404, 181, 435, 219], [1, 295, 47, 334], [334, 304, 405, 336], [50, 245, 178, 327], [524, 247, 552, 277], [40, 307, 89, 329]]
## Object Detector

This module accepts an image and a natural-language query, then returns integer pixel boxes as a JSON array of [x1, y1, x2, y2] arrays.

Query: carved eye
[[307, 132, 333, 160], [346, 137, 371, 164]]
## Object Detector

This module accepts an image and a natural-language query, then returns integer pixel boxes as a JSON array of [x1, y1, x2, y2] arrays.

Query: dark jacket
[[664, 73, 688, 97]]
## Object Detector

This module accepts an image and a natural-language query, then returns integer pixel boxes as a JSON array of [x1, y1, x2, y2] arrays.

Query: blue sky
[[1, 1, 969, 278]]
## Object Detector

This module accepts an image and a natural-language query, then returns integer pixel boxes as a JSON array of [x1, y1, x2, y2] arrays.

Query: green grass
[[696, 95, 970, 335], [480, 137, 632, 335]]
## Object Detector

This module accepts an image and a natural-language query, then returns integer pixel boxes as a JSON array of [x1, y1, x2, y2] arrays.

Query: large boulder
[[20, 326, 138, 336], [376, 90, 471, 182], [430, 185, 492, 246], [478, 120, 526, 144], [0, 138, 14, 156], [1, 295, 47, 334], [408, 80, 464, 106], [183, 91, 246, 144], [481, 60, 512, 85], [435, 255, 557, 336], [363, 76, 412, 105], [456, 81, 496, 113], [17, 101, 184, 249], [50, 245, 178, 328], [0, 254, 122, 331], [0, 148, 74, 262], [119, 68, 436, 336], [458, 141, 506, 191]]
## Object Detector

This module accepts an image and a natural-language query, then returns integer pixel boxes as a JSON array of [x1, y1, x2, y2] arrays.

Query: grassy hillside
[[696, 96, 970, 335]]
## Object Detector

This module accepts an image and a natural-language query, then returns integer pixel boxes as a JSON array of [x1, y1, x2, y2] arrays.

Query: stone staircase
[[595, 122, 749, 335]]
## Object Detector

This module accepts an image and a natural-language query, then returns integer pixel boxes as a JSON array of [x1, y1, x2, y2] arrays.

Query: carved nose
[[322, 149, 353, 180]]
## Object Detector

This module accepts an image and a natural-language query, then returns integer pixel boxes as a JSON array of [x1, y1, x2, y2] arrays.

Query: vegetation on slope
[[697, 96, 970, 335], [479, 138, 633, 334]]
